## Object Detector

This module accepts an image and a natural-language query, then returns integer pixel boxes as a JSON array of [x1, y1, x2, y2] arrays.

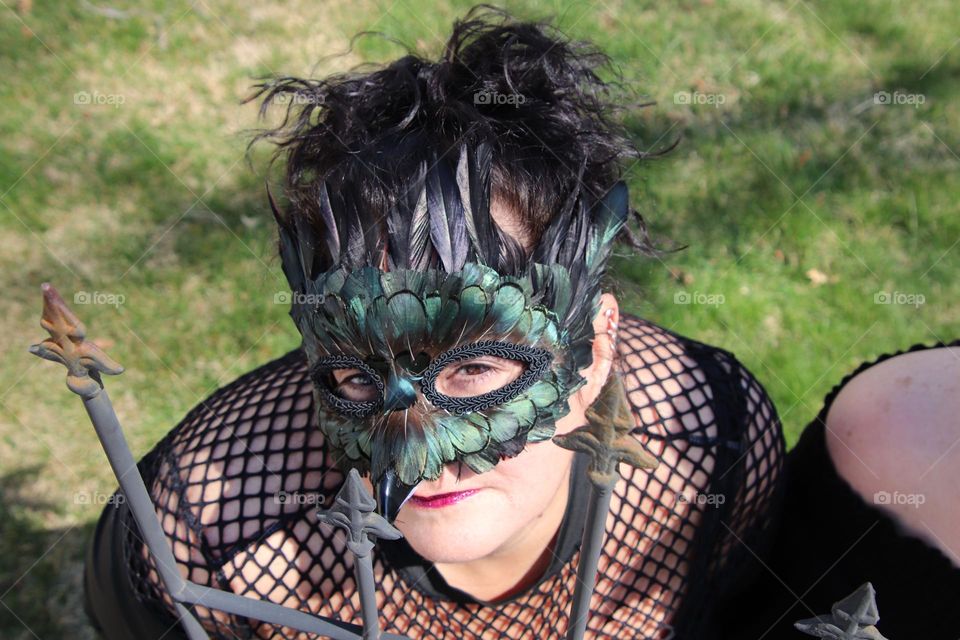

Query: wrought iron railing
[[28, 282, 891, 640]]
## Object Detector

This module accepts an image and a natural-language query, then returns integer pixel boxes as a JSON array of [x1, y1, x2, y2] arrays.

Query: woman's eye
[[329, 369, 378, 402], [457, 363, 492, 377], [435, 357, 526, 397]]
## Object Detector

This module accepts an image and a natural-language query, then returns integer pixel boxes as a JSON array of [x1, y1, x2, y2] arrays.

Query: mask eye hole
[[420, 341, 553, 414], [329, 368, 380, 402], [433, 356, 527, 398], [310, 355, 384, 417]]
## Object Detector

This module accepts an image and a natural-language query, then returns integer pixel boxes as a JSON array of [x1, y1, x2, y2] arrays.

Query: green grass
[[1, 0, 958, 637]]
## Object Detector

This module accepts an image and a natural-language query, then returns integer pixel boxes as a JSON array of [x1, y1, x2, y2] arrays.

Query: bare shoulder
[[824, 343, 960, 564], [825, 343, 960, 466]]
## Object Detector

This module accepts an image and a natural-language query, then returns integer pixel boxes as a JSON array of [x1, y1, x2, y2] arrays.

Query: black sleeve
[[715, 337, 960, 640], [83, 495, 189, 640], [708, 348, 788, 597]]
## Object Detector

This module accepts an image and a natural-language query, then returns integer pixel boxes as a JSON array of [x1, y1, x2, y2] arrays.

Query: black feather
[[316, 181, 341, 265], [269, 182, 325, 284], [267, 182, 306, 294], [333, 187, 366, 270], [457, 141, 497, 266], [408, 164, 432, 271], [426, 150, 469, 272], [530, 157, 587, 266]]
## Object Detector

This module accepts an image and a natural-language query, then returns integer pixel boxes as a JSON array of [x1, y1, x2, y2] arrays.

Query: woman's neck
[[432, 465, 572, 603]]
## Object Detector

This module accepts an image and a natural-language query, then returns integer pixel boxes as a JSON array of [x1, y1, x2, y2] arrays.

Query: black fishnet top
[[112, 313, 786, 639]]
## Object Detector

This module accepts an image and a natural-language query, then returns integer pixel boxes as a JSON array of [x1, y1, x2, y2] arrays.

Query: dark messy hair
[[246, 4, 680, 266]]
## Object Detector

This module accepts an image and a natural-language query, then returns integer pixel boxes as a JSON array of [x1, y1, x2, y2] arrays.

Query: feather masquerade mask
[[271, 141, 629, 516]]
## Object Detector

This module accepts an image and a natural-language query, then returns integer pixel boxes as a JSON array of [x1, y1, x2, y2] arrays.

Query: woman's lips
[[408, 489, 481, 509]]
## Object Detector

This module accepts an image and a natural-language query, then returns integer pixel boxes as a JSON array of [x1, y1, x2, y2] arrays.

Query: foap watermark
[[874, 90, 925, 108], [674, 290, 725, 307], [274, 491, 326, 507], [671, 490, 726, 508], [274, 291, 326, 306], [271, 92, 319, 106], [874, 290, 925, 308], [674, 91, 726, 108], [73, 90, 125, 108], [473, 89, 526, 107], [873, 490, 925, 509], [75, 490, 125, 507], [74, 290, 125, 308]]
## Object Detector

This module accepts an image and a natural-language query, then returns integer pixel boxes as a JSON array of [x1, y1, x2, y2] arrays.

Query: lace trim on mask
[[308, 355, 384, 418], [309, 342, 554, 417], [420, 341, 554, 414]]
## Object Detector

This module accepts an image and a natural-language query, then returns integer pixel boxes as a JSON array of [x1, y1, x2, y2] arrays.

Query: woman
[[83, 7, 959, 640]]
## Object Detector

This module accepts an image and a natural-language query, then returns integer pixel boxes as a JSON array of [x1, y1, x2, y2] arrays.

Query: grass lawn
[[1, 0, 958, 637]]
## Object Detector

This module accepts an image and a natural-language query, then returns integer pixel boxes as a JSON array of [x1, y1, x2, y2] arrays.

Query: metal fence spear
[[28, 283, 411, 640], [316, 468, 403, 640], [794, 582, 889, 640], [553, 373, 659, 640]]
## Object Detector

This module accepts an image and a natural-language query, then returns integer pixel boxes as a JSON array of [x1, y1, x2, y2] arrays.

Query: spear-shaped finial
[[794, 582, 889, 640], [28, 284, 411, 640], [27, 282, 123, 398], [554, 371, 658, 485], [553, 373, 659, 640], [317, 469, 403, 639]]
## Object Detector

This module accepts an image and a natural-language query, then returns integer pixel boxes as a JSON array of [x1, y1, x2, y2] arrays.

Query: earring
[[604, 308, 618, 348]]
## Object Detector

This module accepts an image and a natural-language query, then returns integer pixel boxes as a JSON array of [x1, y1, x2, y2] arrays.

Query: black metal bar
[[29, 284, 413, 640], [174, 603, 210, 640], [552, 372, 660, 640], [84, 387, 381, 639], [356, 543, 381, 640], [565, 480, 614, 640], [82, 388, 209, 635], [317, 469, 404, 640]]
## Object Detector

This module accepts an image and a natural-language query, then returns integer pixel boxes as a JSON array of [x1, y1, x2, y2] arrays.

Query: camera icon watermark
[[674, 91, 726, 108], [73, 90, 125, 109], [672, 490, 726, 508], [874, 90, 925, 108], [674, 290, 725, 307], [274, 491, 326, 507], [873, 490, 925, 509], [473, 89, 526, 107], [74, 290, 126, 308], [274, 291, 326, 306], [74, 490, 125, 507], [873, 290, 925, 308]]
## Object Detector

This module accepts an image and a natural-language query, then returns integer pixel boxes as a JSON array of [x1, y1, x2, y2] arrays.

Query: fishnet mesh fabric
[[121, 313, 785, 639]]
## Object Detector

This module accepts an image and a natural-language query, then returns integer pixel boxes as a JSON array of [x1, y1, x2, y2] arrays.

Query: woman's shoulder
[[604, 314, 787, 637], [616, 312, 782, 449], [146, 346, 319, 482], [138, 346, 337, 562], [717, 336, 960, 639]]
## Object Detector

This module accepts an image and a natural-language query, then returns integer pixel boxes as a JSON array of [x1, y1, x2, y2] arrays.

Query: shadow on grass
[[0, 467, 99, 640]]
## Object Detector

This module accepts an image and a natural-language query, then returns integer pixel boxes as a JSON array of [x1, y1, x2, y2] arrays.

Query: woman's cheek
[[496, 442, 574, 508]]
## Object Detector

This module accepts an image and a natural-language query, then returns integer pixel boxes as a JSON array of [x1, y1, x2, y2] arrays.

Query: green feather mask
[[270, 141, 629, 491]]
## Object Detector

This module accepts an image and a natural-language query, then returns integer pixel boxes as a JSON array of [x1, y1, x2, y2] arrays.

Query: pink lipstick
[[408, 489, 481, 509]]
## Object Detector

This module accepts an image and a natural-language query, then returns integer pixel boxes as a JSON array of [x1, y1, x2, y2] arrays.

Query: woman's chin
[[395, 503, 506, 563]]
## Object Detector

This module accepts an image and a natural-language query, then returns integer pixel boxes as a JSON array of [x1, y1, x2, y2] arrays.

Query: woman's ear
[[574, 292, 620, 411]]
